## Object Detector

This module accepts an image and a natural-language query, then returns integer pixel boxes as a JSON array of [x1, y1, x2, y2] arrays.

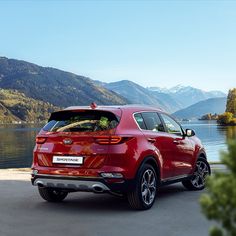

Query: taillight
[[36, 137, 47, 144], [95, 136, 132, 145]]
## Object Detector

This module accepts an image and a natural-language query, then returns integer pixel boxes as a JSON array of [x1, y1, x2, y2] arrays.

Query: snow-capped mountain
[[147, 85, 226, 108], [103, 80, 183, 112], [147, 86, 170, 93]]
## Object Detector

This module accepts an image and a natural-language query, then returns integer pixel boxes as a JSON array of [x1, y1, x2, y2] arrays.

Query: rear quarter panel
[[114, 109, 163, 179]]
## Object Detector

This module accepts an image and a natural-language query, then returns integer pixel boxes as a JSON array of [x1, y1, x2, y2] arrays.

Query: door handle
[[147, 138, 156, 143], [173, 139, 180, 144]]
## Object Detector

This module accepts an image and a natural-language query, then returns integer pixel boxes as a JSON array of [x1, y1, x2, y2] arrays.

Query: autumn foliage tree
[[218, 88, 236, 125], [218, 112, 235, 125]]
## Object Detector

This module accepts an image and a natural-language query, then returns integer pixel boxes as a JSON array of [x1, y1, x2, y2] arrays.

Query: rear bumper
[[31, 174, 135, 193]]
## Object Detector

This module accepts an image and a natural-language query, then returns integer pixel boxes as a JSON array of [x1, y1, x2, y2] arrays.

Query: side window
[[141, 112, 165, 132], [160, 114, 183, 136], [134, 113, 146, 130]]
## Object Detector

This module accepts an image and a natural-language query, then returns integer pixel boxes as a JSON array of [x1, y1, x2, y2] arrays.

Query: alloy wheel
[[141, 169, 157, 205], [191, 160, 209, 189]]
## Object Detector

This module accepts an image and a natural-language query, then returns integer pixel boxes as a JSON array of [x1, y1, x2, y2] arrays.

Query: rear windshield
[[43, 110, 119, 132]]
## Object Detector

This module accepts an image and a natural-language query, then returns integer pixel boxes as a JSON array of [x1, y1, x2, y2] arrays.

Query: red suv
[[31, 104, 211, 210]]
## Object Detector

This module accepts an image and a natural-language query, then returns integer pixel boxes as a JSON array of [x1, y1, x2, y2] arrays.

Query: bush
[[230, 118, 236, 125], [200, 141, 236, 236], [218, 112, 234, 125]]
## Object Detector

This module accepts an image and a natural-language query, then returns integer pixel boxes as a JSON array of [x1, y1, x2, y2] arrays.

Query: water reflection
[[181, 121, 236, 162], [0, 121, 236, 168], [0, 124, 41, 168], [217, 125, 236, 141]]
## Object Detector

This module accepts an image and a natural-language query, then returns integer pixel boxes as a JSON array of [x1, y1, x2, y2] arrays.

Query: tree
[[201, 113, 212, 120], [226, 88, 236, 116], [200, 113, 219, 120], [200, 141, 236, 236], [218, 112, 234, 125], [218, 88, 236, 125]]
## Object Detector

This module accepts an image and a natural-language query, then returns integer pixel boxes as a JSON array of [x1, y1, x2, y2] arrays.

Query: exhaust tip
[[92, 184, 104, 193], [35, 180, 44, 188]]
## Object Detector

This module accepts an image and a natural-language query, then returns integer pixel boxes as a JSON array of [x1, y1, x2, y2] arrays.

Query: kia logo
[[63, 139, 73, 145]]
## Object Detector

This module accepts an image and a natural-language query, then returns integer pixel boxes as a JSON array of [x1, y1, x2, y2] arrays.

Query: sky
[[0, 0, 236, 92]]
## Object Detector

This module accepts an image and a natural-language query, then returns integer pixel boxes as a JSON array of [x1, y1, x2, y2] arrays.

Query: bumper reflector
[[32, 169, 39, 175], [100, 173, 124, 178]]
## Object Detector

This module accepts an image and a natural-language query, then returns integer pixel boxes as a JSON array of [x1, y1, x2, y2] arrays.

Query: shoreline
[[1, 168, 31, 172], [0, 164, 226, 181], [0, 168, 31, 181]]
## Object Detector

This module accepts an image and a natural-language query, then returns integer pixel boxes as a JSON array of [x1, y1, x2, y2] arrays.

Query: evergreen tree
[[200, 141, 236, 236], [226, 88, 236, 116]]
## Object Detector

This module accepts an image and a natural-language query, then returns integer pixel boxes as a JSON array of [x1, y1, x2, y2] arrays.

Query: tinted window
[[141, 112, 165, 132], [160, 114, 183, 136], [134, 113, 146, 129], [43, 110, 119, 132]]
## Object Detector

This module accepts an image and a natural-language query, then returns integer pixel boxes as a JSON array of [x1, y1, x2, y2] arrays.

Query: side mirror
[[185, 129, 195, 137]]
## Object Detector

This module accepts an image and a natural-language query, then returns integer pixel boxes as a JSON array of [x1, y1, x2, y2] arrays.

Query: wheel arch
[[136, 156, 161, 184], [198, 149, 207, 160], [192, 149, 211, 176]]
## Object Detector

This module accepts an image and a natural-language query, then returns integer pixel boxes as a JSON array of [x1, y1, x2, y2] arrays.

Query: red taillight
[[36, 137, 47, 144], [110, 136, 122, 144], [95, 136, 132, 145]]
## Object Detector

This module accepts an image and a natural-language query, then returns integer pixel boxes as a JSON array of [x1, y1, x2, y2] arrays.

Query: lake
[[0, 121, 235, 168]]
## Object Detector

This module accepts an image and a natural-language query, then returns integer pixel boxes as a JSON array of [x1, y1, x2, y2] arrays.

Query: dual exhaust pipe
[[35, 180, 106, 193], [91, 184, 105, 193]]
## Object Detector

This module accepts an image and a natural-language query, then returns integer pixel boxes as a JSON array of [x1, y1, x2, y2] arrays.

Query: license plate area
[[52, 156, 84, 165]]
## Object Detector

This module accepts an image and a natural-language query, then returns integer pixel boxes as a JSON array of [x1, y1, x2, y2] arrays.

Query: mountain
[[104, 80, 226, 113], [0, 56, 227, 122], [105, 80, 159, 104], [148, 91, 183, 113], [104, 80, 182, 112], [0, 89, 59, 123], [0, 101, 20, 123], [148, 85, 226, 108], [0, 57, 127, 107], [172, 97, 227, 119]]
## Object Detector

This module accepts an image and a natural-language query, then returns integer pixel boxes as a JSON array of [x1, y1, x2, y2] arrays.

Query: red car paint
[[31, 105, 209, 209]]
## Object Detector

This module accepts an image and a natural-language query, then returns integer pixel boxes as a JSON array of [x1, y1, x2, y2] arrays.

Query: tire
[[38, 187, 68, 202], [127, 164, 157, 210], [182, 157, 211, 191]]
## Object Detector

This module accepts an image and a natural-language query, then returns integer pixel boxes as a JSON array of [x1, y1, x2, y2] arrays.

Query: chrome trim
[[34, 174, 103, 179], [33, 178, 110, 192], [132, 111, 185, 138], [132, 111, 166, 133], [161, 174, 190, 183]]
